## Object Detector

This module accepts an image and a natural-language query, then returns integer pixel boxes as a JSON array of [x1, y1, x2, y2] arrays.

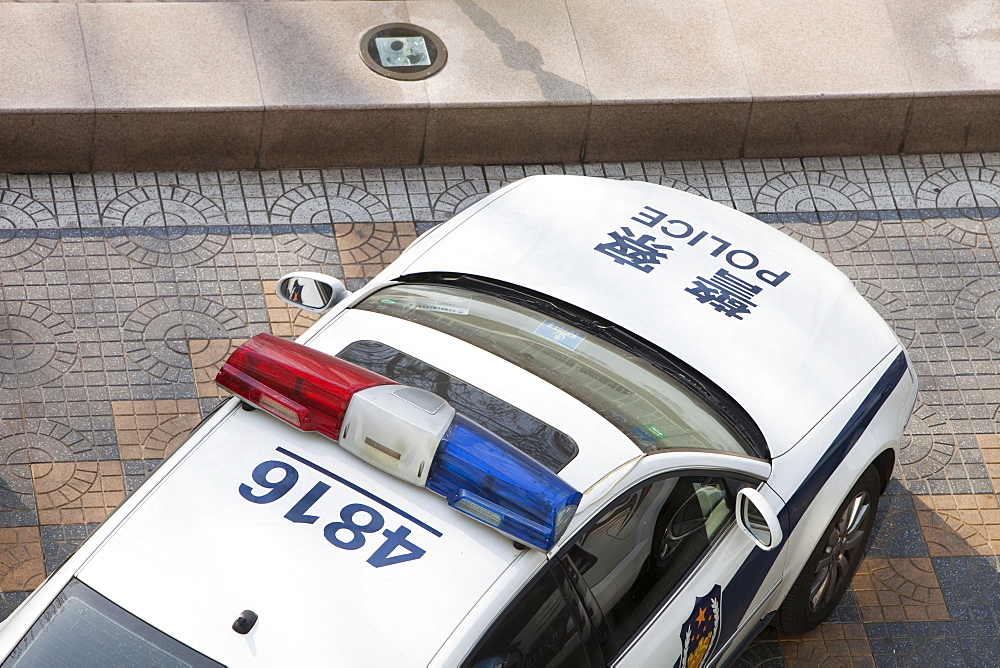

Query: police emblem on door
[[673, 585, 721, 668]]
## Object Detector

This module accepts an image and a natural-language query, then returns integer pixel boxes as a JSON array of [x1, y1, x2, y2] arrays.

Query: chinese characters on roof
[[594, 227, 672, 273], [595, 205, 791, 320], [687, 269, 761, 320]]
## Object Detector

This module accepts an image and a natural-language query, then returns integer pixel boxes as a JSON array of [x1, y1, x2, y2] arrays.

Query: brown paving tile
[[32, 461, 125, 525], [914, 494, 1000, 557], [976, 434, 1000, 494], [112, 399, 203, 460], [336, 221, 418, 279], [188, 338, 247, 399], [263, 280, 321, 339], [779, 622, 874, 667], [852, 557, 949, 622], [0, 527, 46, 592]]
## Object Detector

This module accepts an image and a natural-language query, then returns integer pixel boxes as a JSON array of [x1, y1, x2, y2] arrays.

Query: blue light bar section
[[426, 415, 582, 551]]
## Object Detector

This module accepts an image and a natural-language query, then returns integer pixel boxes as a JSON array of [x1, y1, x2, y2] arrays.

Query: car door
[[557, 453, 786, 668]]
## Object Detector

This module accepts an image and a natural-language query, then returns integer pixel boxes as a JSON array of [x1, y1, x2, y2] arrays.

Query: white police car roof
[[386, 175, 901, 455]]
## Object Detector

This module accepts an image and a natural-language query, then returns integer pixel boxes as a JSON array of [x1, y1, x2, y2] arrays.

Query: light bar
[[426, 415, 582, 551], [216, 333, 396, 440], [217, 334, 581, 551]]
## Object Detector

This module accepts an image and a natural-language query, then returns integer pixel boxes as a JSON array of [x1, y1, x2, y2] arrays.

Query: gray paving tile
[[40, 522, 100, 574], [0, 418, 106, 464], [868, 493, 929, 559], [0, 464, 38, 528], [731, 626, 783, 666], [198, 397, 227, 418], [866, 621, 967, 667], [821, 588, 863, 624], [0, 592, 28, 624], [122, 459, 160, 496]]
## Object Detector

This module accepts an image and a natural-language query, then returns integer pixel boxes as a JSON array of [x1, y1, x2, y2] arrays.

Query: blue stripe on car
[[717, 350, 908, 642]]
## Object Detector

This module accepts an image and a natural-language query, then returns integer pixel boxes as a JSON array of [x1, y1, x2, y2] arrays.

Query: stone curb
[[0, 0, 997, 173]]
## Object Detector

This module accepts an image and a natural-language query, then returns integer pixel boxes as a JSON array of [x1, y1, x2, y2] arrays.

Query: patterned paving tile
[[187, 338, 246, 399], [32, 460, 125, 525], [40, 523, 100, 575], [121, 296, 251, 384], [734, 627, 784, 667], [0, 592, 28, 624], [111, 399, 202, 460], [852, 558, 949, 623], [865, 621, 965, 667], [262, 279, 321, 339], [0, 464, 38, 528], [0, 418, 114, 463], [0, 301, 76, 391], [0, 189, 60, 275], [974, 434, 1000, 496], [824, 589, 863, 625], [867, 486, 928, 559], [122, 458, 161, 496], [198, 397, 227, 419], [336, 221, 419, 279], [934, 554, 1000, 623], [914, 494, 1000, 557], [0, 527, 45, 592], [2, 408, 119, 460], [778, 623, 874, 667]]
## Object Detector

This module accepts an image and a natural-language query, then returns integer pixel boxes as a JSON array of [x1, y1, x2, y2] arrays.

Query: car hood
[[387, 175, 901, 456], [76, 406, 529, 666]]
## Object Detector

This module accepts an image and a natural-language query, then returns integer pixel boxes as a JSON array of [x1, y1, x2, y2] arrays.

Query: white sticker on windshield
[[534, 320, 585, 350], [414, 295, 471, 315]]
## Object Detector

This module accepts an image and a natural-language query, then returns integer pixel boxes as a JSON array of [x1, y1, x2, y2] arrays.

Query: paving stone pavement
[[3, 154, 1000, 665]]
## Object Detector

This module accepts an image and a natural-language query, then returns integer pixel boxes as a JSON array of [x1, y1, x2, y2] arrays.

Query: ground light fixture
[[360, 23, 448, 80]]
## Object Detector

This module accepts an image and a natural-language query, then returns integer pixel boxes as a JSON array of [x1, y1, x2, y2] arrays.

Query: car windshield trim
[[357, 273, 768, 460]]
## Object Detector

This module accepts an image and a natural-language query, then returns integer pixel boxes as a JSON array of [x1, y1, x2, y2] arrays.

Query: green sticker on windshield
[[643, 424, 668, 440]]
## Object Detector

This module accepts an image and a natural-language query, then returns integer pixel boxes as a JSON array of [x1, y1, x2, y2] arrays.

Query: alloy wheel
[[807, 491, 872, 612]]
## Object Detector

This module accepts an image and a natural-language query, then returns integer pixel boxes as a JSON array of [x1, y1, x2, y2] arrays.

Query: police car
[[0, 176, 916, 667]]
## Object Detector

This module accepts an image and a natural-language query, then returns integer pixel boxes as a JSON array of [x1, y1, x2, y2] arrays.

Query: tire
[[773, 467, 880, 634]]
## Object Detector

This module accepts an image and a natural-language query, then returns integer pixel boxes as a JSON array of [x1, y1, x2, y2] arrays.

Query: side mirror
[[735, 487, 783, 551], [276, 272, 350, 313]]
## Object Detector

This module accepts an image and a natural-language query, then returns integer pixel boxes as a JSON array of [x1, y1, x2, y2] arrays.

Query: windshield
[[356, 284, 751, 457], [336, 340, 578, 471], [3, 579, 221, 667]]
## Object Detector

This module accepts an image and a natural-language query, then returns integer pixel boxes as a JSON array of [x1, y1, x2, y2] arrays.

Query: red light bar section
[[216, 333, 397, 439]]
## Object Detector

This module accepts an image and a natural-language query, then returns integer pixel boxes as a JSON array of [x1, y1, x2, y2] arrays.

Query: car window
[[336, 340, 578, 472], [558, 475, 736, 660], [356, 283, 753, 457], [463, 565, 601, 668]]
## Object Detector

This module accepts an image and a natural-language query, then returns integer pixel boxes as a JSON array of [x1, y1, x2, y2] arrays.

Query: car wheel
[[774, 467, 880, 634]]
